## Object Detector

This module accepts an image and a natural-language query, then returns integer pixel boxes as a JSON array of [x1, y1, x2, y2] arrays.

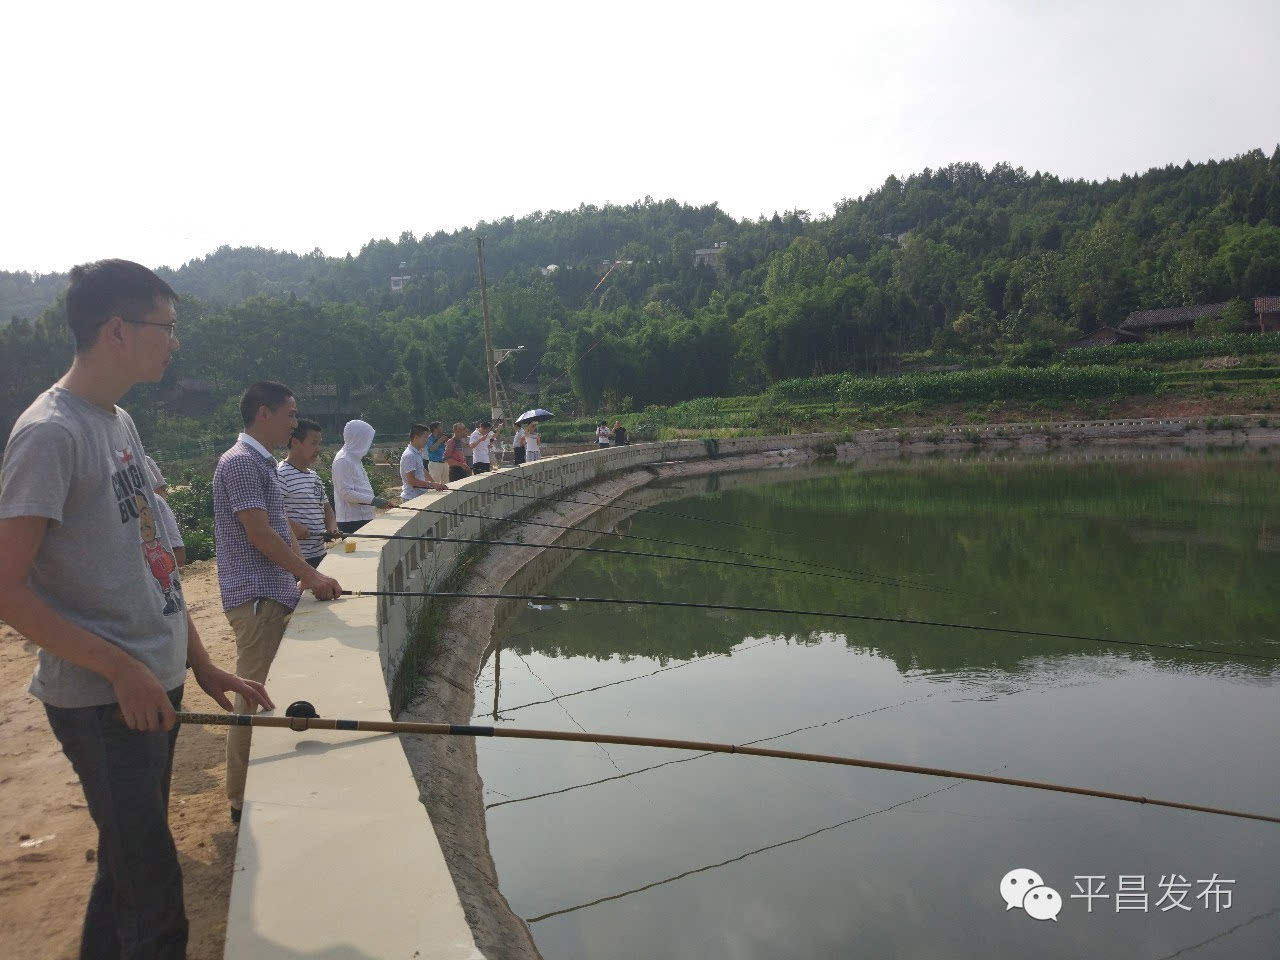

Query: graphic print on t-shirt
[[111, 445, 183, 616]]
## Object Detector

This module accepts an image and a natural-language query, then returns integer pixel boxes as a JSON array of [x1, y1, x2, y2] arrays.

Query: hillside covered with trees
[[4, 148, 1280, 447]]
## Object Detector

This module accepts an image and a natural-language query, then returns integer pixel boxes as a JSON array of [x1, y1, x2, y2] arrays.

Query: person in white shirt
[[596, 421, 611, 447], [400, 424, 448, 501], [144, 455, 186, 566], [331, 419, 391, 533], [524, 421, 542, 461], [512, 424, 527, 465], [467, 420, 501, 474]]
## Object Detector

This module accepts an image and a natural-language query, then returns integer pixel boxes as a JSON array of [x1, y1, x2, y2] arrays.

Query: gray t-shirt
[[0, 386, 188, 707]]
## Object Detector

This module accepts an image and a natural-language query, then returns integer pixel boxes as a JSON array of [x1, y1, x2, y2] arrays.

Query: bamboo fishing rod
[[382, 502, 943, 591], [341, 533, 954, 594], [175, 702, 1280, 825], [341, 589, 1277, 661], [488, 481, 873, 553]]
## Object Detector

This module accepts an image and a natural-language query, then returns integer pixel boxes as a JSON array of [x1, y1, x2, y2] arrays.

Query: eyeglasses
[[128, 319, 178, 339]]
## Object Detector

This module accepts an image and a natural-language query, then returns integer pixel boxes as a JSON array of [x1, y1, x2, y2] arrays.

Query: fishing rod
[[341, 589, 1277, 661], [484, 688, 949, 807], [175, 701, 1280, 825], [497, 479, 897, 558], [383, 502, 946, 593], [344, 533, 954, 594]]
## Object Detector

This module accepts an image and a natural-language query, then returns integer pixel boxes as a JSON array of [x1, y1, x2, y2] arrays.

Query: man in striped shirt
[[277, 418, 338, 568]]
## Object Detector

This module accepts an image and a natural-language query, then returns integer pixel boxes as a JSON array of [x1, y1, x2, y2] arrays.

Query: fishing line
[[389, 502, 945, 592], [355, 532, 951, 595], [522, 774, 979, 924], [477, 609, 616, 684], [502, 479, 917, 561], [508, 648, 655, 808], [344, 590, 1278, 662], [475, 635, 783, 719], [1152, 906, 1280, 960], [485, 687, 949, 810], [179, 707, 1280, 825]]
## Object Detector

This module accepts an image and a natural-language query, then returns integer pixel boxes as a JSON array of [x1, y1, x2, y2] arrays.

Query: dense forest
[[4, 148, 1280, 448]]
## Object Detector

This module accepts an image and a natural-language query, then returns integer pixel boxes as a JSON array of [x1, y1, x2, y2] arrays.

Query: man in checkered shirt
[[213, 381, 342, 823]]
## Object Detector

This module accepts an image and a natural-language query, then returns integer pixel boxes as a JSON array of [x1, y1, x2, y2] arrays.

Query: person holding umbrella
[[514, 409, 553, 461], [524, 420, 542, 461]]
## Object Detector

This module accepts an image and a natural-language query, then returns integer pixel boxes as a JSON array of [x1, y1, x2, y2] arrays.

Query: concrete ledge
[[224, 434, 837, 959]]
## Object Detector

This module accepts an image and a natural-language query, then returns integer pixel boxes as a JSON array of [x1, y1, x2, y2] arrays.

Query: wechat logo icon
[[1001, 868, 1062, 921]]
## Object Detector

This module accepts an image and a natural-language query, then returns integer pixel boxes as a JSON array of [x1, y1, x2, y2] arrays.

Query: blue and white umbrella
[[515, 408, 555, 425]]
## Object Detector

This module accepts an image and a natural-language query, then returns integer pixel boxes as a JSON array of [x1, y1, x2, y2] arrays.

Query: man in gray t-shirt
[[4, 386, 189, 702], [0, 260, 272, 958]]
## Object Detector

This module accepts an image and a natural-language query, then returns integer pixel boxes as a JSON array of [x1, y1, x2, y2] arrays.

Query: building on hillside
[[389, 276, 412, 293], [1256, 296, 1280, 332], [540, 264, 559, 276], [693, 241, 728, 268], [1118, 302, 1231, 338], [1066, 326, 1144, 348]]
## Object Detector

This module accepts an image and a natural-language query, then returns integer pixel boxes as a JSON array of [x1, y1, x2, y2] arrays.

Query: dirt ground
[[0, 559, 236, 960]]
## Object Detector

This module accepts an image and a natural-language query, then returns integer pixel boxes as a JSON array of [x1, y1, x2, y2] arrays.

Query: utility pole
[[475, 237, 501, 422]]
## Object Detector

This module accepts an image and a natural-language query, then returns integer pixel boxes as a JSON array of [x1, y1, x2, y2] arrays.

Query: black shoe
[[230, 805, 242, 825]]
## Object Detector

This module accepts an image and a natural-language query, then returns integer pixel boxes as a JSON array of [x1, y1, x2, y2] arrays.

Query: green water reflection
[[476, 449, 1280, 959]]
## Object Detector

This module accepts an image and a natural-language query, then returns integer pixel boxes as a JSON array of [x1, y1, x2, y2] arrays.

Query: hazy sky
[[4, 0, 1278, 273]]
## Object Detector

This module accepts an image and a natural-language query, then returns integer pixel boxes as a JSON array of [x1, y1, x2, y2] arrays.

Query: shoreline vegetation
[[6, 149, 1280, 465], [161, 398, 1278, 568]]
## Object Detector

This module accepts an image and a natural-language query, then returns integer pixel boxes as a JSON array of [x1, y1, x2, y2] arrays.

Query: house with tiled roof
[[1118, 302, 1231, 336], [1067, 326, 1144, 348], [1256, 296, 1280, 332]]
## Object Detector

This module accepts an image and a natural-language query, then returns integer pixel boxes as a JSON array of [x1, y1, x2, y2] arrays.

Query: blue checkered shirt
[[213, 440, 300, 612]]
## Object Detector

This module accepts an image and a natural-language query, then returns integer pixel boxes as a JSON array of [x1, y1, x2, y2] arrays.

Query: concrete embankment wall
[[839, 414, 1277, 454], [223, 433, 838, 959]]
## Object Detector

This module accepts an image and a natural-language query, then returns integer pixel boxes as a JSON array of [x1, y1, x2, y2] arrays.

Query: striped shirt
[[276, 461, 329, 560]]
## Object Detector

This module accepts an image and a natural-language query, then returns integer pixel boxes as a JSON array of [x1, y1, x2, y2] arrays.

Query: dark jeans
[[472, 462, 491, 474], [337, 519, 367, 534], [448, 466, 468, 482], [305, 554, 324, 568], [45, 687, 187, 960], [512, 447, 526, 465]]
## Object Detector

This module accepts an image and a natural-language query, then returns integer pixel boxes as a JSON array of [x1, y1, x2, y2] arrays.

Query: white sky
[[4, 0, 1278, 274]]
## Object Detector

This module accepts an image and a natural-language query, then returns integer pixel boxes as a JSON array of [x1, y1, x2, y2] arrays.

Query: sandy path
[[0, 559, 235, 960]]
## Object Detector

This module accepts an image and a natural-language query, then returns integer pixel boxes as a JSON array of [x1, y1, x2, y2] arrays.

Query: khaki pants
[[427, 460, 449, 484], [224, 598, 292, 808]]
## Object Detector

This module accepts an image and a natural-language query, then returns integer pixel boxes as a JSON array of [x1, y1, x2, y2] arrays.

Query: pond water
[[474, 449, 1280, 959]]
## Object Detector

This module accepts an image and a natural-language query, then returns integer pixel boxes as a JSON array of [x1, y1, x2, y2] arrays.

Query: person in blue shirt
[[423, 421, 450, 485]]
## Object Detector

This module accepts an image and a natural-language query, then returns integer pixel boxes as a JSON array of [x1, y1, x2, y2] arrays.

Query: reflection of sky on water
[[475, 454, 1280, 959]]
